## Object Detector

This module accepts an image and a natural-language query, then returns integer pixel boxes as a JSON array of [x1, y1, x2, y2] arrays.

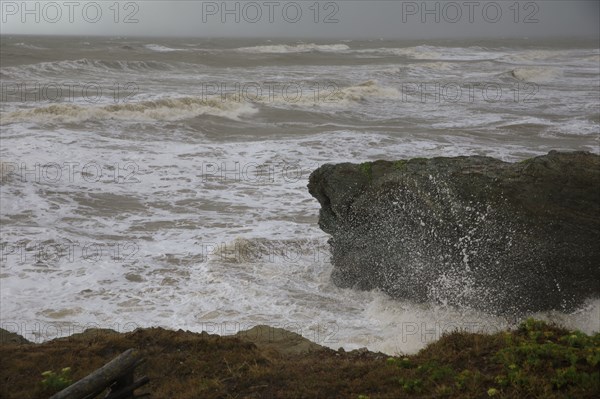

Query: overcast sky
[[1, 0, 598, 39]]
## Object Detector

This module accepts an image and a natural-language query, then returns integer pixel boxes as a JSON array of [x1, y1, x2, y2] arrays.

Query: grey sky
[[1, 0, 598, 39]]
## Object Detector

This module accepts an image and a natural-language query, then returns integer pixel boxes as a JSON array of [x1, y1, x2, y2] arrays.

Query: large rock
[[308, 151, 600, 315]]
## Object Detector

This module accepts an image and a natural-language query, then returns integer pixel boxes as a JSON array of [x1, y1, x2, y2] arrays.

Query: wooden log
[[50, 349, 142, 399]]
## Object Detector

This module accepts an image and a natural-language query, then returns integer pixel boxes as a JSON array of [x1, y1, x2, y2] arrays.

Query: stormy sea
[[1, 35, 598, 354]]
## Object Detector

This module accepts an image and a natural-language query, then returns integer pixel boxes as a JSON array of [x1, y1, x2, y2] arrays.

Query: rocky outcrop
[[308, 151, 600, 315], [0, 328, 32, 345], [236, 325, 324, 356]]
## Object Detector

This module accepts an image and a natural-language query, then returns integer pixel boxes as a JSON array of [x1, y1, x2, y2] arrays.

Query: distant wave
[[510, 67, 562, 82], [383, 62, 455, 76], [583, 54, 600, 63], [1, 97, 258, 124], [500, 50, 570, 64], [13, 42, 47, 50], [357, 46, 503, 61], [144, 44, 187, 52], [1, 58, 176, 79], [236, 43, 350, 54], [0, 80, 400, 124], [414, 62, 455, 71]]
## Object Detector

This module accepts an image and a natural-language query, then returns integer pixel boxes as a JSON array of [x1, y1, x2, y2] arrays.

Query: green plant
[[435, 384, 452, 395], [585, 347, 600, 367], [41, 367, 72, 392], [455, 369, 472, 390], [494, 374, 509, 387], [393, 160, 407, 170], [552, 366, 597, 390], [418, 361, 454, 382], [358, 162, 373, 179], [494, 319, 600, 394], [560, 331, 591, 348], [519, 318, 547, 334], [398, 377, 423, 393], [387, 356, 413, 369]]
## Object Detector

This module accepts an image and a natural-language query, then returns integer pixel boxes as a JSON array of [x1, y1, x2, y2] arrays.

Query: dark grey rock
[[308, 151, 600, 315]]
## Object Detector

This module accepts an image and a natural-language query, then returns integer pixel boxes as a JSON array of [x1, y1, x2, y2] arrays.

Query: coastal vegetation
[[1, 319, 598, 398]]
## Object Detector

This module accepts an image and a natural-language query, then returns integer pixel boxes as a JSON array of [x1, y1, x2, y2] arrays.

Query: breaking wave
[[510, 67, 562, 82], [262, 80, 400, 107], [144, 44, 186, 52], [358, 46, 503, 61], [1, 58, 175, 79], [1, 97, 258, 124], [329, 80, 400, 103], [237, 43, 350, 54], [500, 49, 570, 64], [13, 42, 47, 50]]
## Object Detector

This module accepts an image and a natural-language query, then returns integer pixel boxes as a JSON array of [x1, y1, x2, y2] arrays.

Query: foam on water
[[13, 42, 47, 50], [499, 49, 598, 65], [357, 46, 506, 61], [236, 43, 350, 54], [510, 67, 563, 83], [1, 97, 259, 124], [1, 58, 179, 80], [144, 44, 186, 53], [2, 127, 597, 351], [257, 80, 400, 109]]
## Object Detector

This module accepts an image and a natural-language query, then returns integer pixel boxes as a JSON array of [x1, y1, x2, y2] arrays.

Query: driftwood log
[[49, 348, 148, 399]]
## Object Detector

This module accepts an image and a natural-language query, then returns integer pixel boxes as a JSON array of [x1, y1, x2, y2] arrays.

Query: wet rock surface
[[308, 151, 600, 315]]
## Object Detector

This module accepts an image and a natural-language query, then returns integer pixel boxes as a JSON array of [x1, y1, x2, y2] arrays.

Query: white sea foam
[[500, 49, 570, 64], [144, 44, 186, 52], [14, 42, 47, 50], [237, 43, 350, 54]]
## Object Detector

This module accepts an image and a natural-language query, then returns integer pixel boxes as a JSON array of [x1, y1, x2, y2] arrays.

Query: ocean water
[[1, 36, 598, 354]]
